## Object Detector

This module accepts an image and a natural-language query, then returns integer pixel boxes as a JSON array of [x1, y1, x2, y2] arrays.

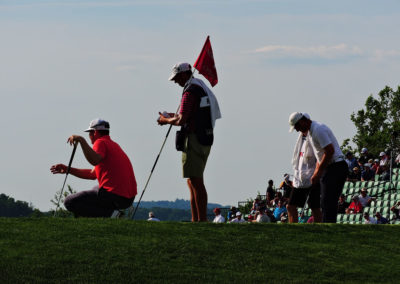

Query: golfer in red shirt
[[50, 119, 137, 217]]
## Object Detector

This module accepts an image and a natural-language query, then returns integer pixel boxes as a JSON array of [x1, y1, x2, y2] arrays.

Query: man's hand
[[157, 112, 169, 125], [311, 172, 321, 185], [67, 135, 83, 145], [50, 164, 68, 174]]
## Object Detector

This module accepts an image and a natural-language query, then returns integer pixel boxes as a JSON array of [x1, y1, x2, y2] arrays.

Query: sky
[[1, 0, 400, 211]]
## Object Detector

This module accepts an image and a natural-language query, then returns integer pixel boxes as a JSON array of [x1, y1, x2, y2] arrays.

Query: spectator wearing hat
[[229, 211, 246, 223], [375, 212, 389, 224], [359, 147, 373, 165], [50, 119, 137, 217], [345, 151, 359, 173], [158, 62, 221, 222], [252, 209, 271, 223], [363, 212, 377, 224], [227, 206, 238, 221], [359, 188, 375, 207], [212, 208, 225, 223], [371, 159, 380, 174], [279, 174, 293, 199], [288, 112, 348, 223], [346, 195, 363, 214], [347, 167, 361, 182], [148, 212, 160, 222], [379, 151, 389, 168], [361, 163, 375, 181]]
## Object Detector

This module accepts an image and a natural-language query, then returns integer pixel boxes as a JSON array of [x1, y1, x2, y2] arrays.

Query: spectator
[[307, 215, 315, 223], [252, 209, 271, 223], [371, 159, 380, 173], [379, 165, 390, 181], [229, 211, 246, 223], [279, 173, 294, 199], [251, 198, 260, 214], [148, 212, 160, 222], [271, 192, 283, 207], [361, 163, 375, 181], [337, 194, 349, 214], [379, 151, 389, 168], [375, 212, 389, 224], [358, 188, 375, 207], [298, 212, 310, 223], [266, 179, 275, 206], [227, 206, 238, 221], [273, 200, 287, 220], [212, 208, 225, 223], [363, 212, 377, 224], [265, 209, 277, 223], [347, 167, 361, 182], [359, 147, 373, 165], [390, 201, 400, 219], [345, 151, 359, 173], [346, 195, 363, 214], [395, 153, 400, 168]]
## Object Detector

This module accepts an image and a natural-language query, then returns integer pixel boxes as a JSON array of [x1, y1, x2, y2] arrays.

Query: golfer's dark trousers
[[64, 186, 134, 217], [320, 161, 348, 223]]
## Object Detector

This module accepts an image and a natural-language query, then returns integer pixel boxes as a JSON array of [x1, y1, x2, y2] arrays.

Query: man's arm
[[50, 164, 96, 180], [67, 135, 103, 166], [157, 112, 189, 126], [311, 143, 334, 184]]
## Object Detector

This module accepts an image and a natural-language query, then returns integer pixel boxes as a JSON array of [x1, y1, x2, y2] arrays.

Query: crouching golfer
[[50, 119, 137, 217]]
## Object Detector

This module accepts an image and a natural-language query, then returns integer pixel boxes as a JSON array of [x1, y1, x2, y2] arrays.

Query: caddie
[[157, 62, 221, 222]]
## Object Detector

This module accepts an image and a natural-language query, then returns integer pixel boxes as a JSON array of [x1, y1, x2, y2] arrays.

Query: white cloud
[[253, 44, 363, 59]]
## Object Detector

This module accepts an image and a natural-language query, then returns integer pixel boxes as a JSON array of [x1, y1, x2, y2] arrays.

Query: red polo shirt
[[93, 136, 137, 199]]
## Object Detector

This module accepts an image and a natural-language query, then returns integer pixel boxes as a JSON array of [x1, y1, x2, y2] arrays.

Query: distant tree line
[[0, 193, 35, 217]]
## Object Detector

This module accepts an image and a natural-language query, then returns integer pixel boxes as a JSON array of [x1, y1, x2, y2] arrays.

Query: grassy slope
[[0, 218, 399, 283]]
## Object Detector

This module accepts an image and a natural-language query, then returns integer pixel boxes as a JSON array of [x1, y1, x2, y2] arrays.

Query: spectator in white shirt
[[363, 212, 377, 224], [212, 208, 226, 223]]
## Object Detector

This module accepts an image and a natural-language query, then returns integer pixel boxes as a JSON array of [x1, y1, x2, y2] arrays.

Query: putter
[[53, 142, 78, 217]]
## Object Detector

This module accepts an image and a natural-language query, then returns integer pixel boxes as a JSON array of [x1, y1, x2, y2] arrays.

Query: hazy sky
[[1, 0, 400, 211]]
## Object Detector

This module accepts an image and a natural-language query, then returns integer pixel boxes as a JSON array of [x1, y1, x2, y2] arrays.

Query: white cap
[[361, 148, 368, 154], [379, 152, 386, 157], [168, 62, 192, 81], [288, 112, 310, 132], [236, 211, 242, 216], [84, 119, 110, 132]]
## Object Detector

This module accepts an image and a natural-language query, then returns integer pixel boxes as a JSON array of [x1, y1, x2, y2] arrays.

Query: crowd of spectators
[[211, 147, 400, 224], [345, 148, 396, 182]]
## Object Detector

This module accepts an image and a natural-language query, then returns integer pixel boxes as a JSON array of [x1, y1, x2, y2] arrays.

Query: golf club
[[53, 142, 78, 217]]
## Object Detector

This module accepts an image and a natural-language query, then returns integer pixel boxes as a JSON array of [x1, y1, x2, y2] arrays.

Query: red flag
[[194, 36, 218, 87]]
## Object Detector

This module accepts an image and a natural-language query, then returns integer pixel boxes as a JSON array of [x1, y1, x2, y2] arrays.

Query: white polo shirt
[[309, 121, 344, 164]]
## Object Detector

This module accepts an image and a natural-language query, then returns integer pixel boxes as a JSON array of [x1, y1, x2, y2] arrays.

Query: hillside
[[1, 218, 399, 283]]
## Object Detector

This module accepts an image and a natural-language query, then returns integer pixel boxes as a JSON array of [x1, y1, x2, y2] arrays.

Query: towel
[[186, 77, 222, 128]]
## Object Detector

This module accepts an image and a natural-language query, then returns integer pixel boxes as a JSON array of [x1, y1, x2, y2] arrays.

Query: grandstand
[[238, 168, 400, 224]]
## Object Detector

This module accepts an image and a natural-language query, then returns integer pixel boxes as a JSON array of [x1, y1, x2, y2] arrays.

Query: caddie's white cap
[[288, 112, 310, 132], [168, 62, 192, 81], [236, 211, 242, 216], [84, 118, 110, 132]]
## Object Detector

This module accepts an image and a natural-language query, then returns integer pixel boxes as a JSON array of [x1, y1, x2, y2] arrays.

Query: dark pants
[[320, 161, 348, 223], [64, 186, 134, 217]]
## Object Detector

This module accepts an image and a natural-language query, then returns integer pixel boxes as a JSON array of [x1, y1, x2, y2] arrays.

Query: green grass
[[1, 218, 400, 283]]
